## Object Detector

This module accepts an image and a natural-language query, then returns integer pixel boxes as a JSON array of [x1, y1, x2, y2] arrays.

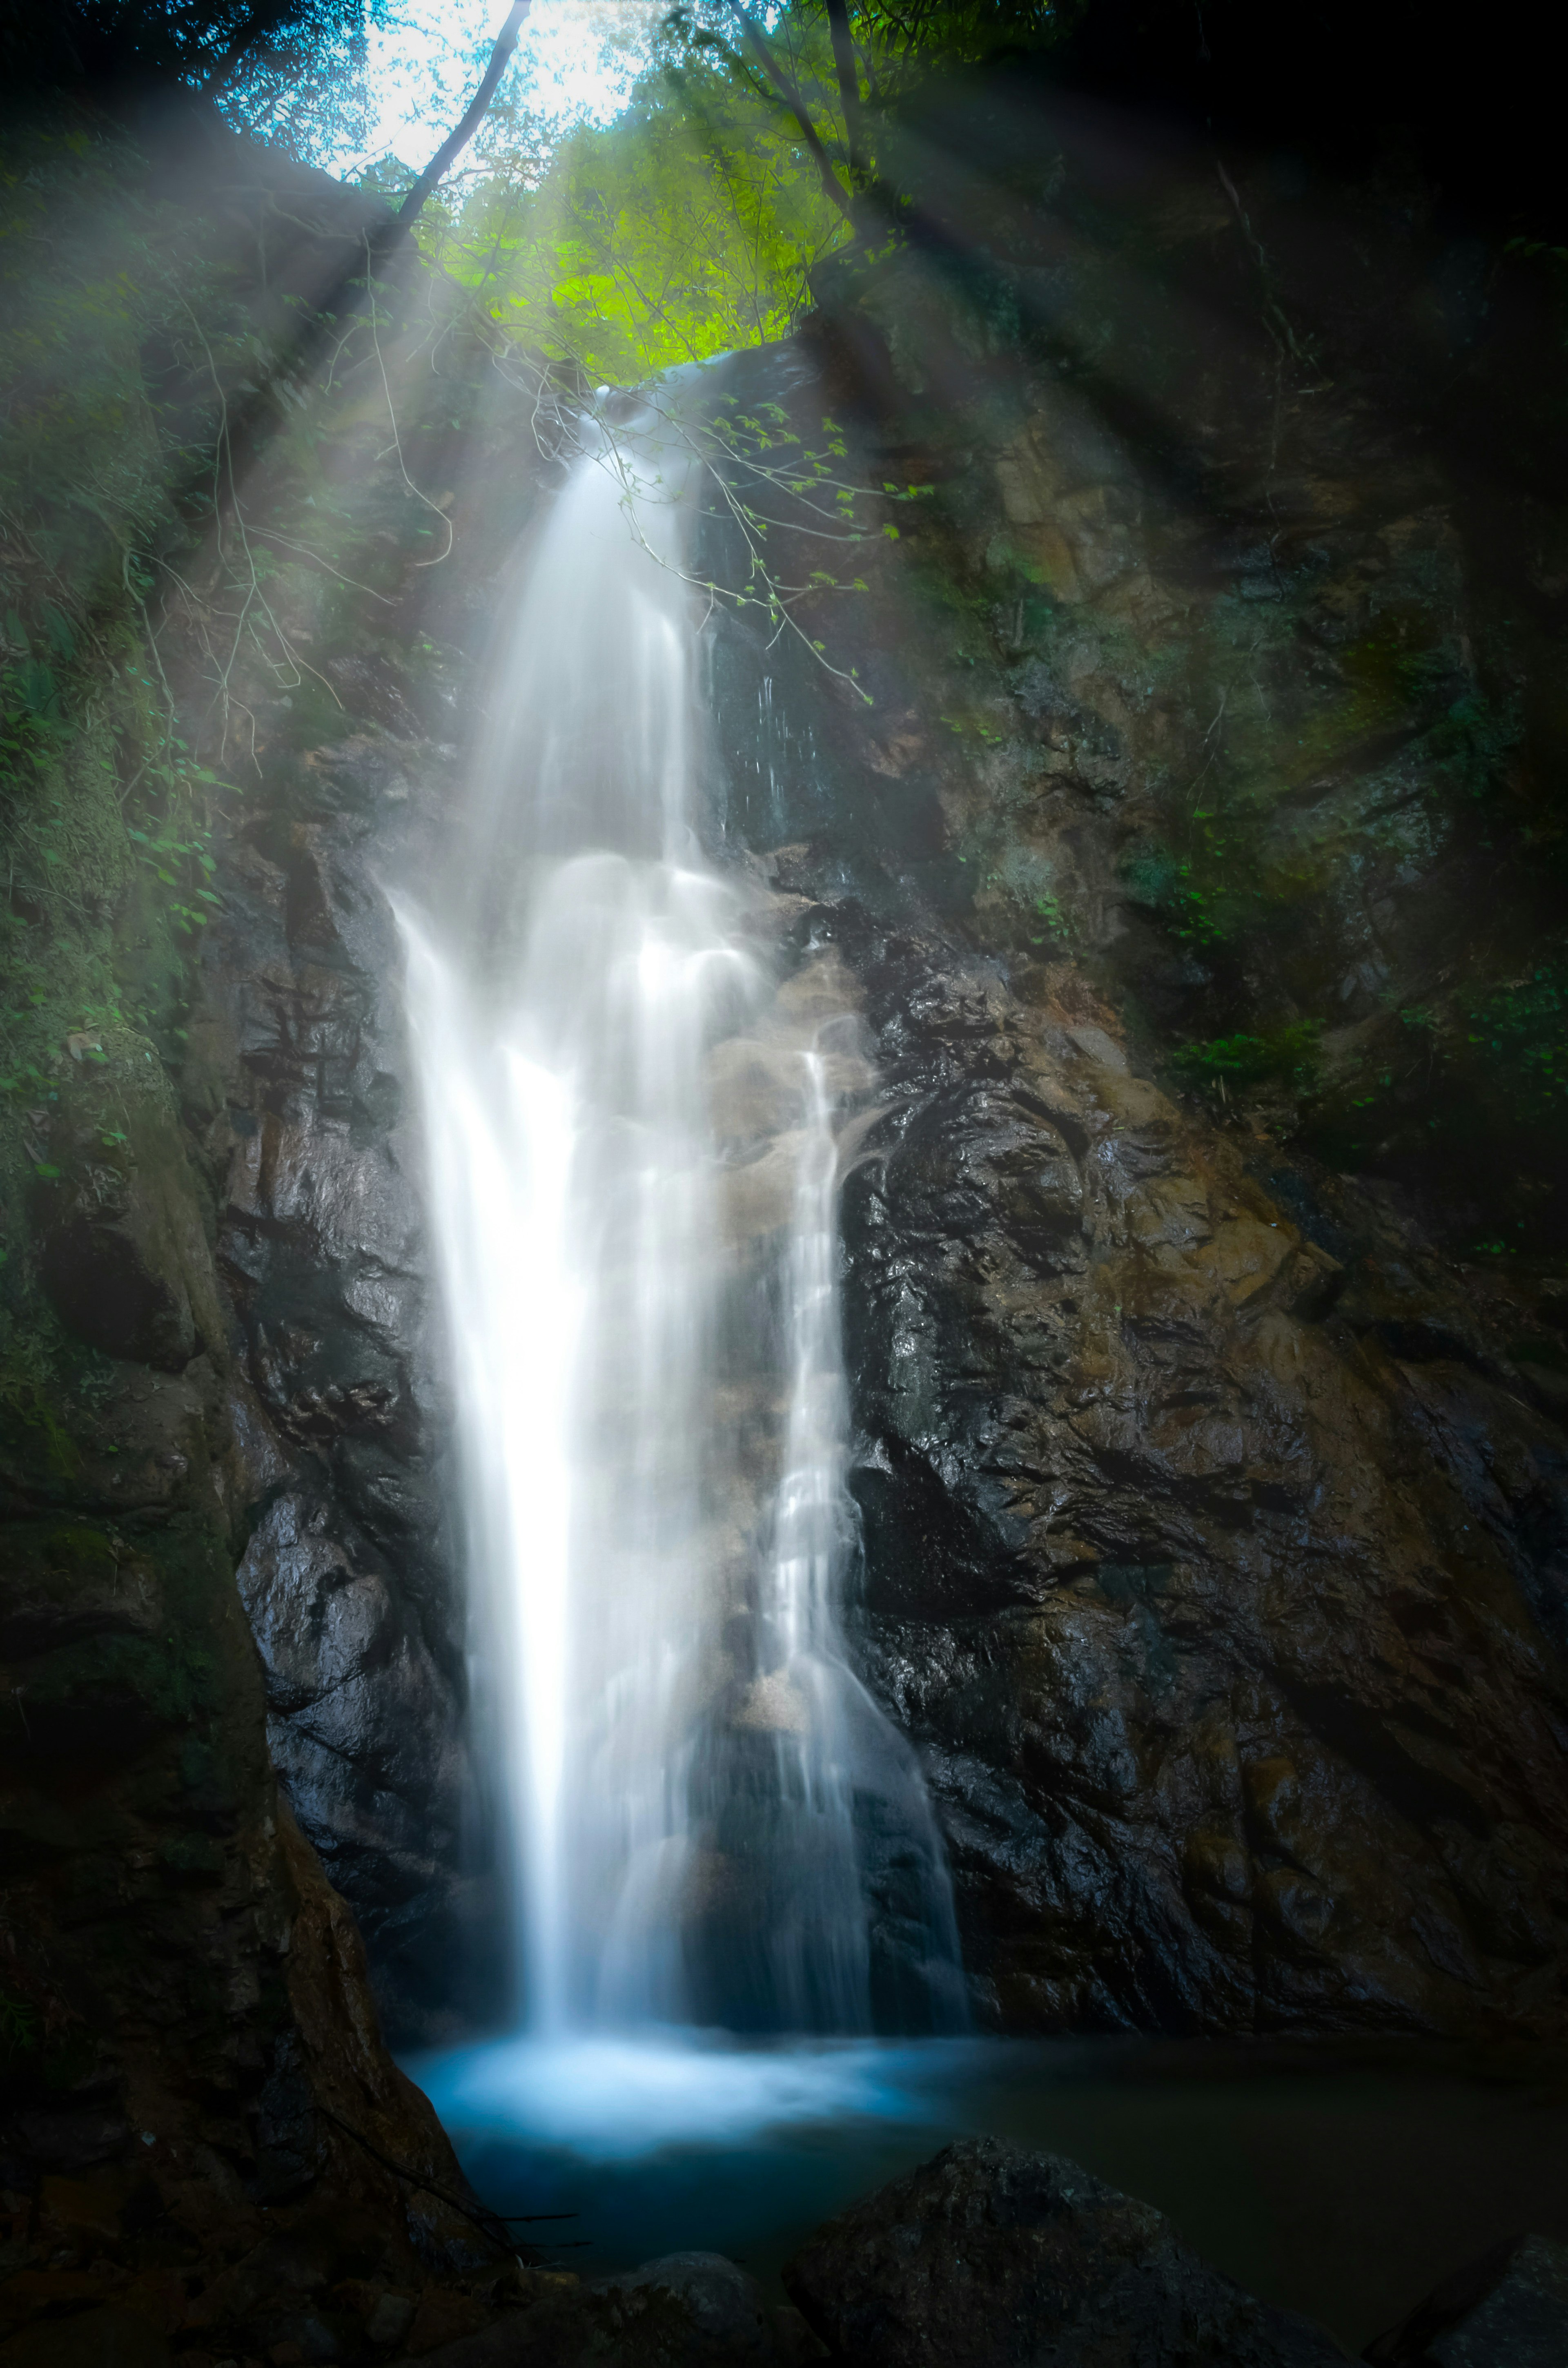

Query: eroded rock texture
[[0, 1038, 516, 2356], [95, 84, 1565, 2058], [0, 130, 557, 2360], [185, 730, 482, 2039], [832, 919, 1568, 2030], [700, 99, 1568, 2036], [783, 2136, 1347, 2366], [162, 292, 556, 2040], [1366, 2231, 1568, 2366]]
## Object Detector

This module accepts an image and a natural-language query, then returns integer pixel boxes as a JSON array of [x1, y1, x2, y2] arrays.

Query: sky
[[339, 0, 668, 176]]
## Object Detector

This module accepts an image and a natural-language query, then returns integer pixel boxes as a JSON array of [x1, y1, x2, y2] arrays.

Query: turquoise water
[[409, 2033, 1568, 2352]]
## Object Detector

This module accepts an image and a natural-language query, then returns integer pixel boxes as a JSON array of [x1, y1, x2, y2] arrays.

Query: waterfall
[[399, 391, 963, 2043]]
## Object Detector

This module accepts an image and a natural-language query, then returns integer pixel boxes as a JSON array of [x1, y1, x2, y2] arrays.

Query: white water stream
[[400, 396, 961, 2056]]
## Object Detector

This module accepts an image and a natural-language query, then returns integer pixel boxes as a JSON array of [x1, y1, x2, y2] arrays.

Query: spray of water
[[399, 391, 962, 2054]]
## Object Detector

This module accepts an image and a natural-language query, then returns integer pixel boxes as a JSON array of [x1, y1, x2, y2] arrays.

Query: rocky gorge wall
[[185, 728, 479, 2042], [0, 116, 551, 2340], [695, 85, 1568, 2035], [0, 829, 525, 2343], [178, 86, 1568, 2048], [8, 73, 1568, 2168], [168, 443, 561, 2040]]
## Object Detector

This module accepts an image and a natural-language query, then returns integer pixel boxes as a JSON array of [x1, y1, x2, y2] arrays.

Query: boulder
[[1364, 2232, 1568, 2365], [597, 2253, 827, 2361], [782, 2138, 1348, 2367], [392, 2253, 826, 2366], [0, 2307, 171, 2366]]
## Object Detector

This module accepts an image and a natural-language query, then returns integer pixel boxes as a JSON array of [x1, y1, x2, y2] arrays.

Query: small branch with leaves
[[483, 334, 930, 702]]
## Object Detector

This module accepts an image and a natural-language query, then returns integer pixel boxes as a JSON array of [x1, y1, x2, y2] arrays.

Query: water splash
[[412, 2032, 972, 2162], [400, 390, 962, 2042]]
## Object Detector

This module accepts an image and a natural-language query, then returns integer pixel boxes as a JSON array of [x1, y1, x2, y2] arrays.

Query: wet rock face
[[821, 909, 1568, 2031], [0, 1080, 503, 2346], [185, 732, 487, 2042], [782, 2136, 1347, 2366], [1366, 2231, 1568, 2366], [699, 114, 1568, 2038], [235, 1487, 468, 1968]]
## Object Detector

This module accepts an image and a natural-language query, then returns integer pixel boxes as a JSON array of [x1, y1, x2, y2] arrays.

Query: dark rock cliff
[[175, 85, 1568, 2047], [696, 92, 1568, 2035], [174, 499, 550, 2042], [11, 71, 1566, 2115], [0, 114, 537, 2350], [0, 1026, 525, 2347], [832, 910, 1567, 2031], [185, 729, 479, 2041]]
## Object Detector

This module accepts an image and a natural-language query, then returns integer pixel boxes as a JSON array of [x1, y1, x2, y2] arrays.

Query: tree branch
[[314, 2101, 582, 2260], [191, 0, 301, 98], [720, 1, 855, 226], [824, 0, 864, 180], [395, 0, 531, 230]]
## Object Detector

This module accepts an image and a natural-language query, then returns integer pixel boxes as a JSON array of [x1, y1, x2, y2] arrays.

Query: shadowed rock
[[701, 269, 1568, 2036], [598, 2254, 829, 2361], [1364, 2232, 1568, 2365], [782, 2137, 1348, 2366], [390, 2253, 827, 2366]]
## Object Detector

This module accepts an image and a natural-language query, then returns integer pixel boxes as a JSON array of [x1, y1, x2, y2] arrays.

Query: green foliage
[[1295, 957, 1568, 1229], [668, 0, 1070, 178], [760, 0, 1064, 62], [0, 1982, 40, 2056], [1120, 843, 1229, 943], [1336, 969, 1568, 1137], [0, 106, 533, 1408], [1, 133, 199, 621], [966, 841, 1069, 942], [1506, 236, 1568, 268], [403, 0, 1078, 390], [688, 392, 930, 686], [420, 73, 846, 383], [1458, 966, 1567, 1122], [1174, 1021, 1322, 1089]]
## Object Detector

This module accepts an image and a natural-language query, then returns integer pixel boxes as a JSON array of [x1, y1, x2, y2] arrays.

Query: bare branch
[[395, 0, 532, 231]]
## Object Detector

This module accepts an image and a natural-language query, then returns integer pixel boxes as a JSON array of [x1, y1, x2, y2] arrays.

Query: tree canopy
[[392, 0, 1070, 386], [3, 0, 1078, 385], [4, 0, 394, 156], [7, 0, 1559, 397]]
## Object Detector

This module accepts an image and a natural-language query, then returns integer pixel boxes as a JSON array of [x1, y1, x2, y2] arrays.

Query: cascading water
[[399, 389, 962, 2078]]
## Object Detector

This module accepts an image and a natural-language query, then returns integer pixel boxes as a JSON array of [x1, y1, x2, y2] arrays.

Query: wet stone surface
[[688, 149, 1568, 2039], [185, 728, 485, 2044], [783, 2136, 1350, 2366]]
